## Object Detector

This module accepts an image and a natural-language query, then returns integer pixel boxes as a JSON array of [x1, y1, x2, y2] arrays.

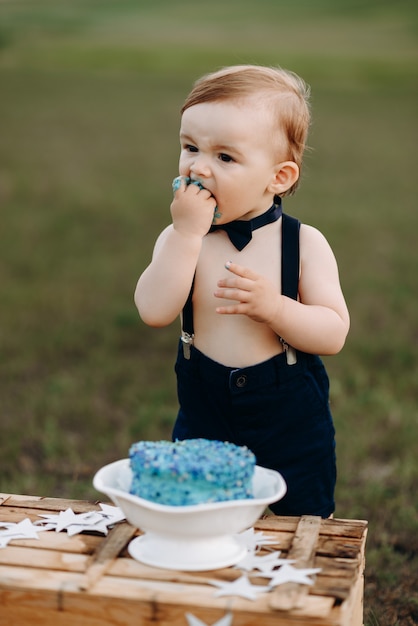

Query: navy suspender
[[180, 277, 195, 359], [281, 213, 301, 300], [279, 213, 301, 364]]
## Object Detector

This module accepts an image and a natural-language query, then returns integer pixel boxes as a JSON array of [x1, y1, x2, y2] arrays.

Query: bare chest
[[189, 222, 284, 366], [197, 222, 282, 302]]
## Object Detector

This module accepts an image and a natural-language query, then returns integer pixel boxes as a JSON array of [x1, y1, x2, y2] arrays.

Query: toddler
[[134, 65, 350, 517]]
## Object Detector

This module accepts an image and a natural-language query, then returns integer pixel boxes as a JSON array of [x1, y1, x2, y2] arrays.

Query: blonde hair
[[181, 65, 311, 195]]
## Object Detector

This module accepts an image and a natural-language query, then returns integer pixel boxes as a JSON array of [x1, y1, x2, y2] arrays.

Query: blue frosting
[[172, 175, 204, 193], [129, 439, 255, 506]]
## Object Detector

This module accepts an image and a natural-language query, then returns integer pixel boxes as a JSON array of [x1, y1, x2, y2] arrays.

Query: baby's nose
[[190, 154, 211, 178]]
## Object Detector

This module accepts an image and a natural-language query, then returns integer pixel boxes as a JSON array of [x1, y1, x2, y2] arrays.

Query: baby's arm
[[214, 224, 349, 355], [135, 179, 216, 327]]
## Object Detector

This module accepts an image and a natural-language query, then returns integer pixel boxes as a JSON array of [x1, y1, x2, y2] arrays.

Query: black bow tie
[[209, 199, 282, 251]]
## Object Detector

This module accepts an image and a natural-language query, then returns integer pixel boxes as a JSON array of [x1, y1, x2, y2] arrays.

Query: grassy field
[[1, 1, 417, 623]]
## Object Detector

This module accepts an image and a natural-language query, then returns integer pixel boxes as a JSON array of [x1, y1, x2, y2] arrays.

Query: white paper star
[[235, 527, 278, 552], [264, 563, 321, 587], [235, 550, 295, 574], [36, 506, 125, 536], [0, 537, 11, 548], [38, 508, 79, 532], [98, 503, 126, 524], [63, 511, 106, 534], [66, 517, 110, 537], [209, 574, 271, 601], [0, 518, 49, 548], [185, 611, 233, 626], [0, 523, 22, 548]]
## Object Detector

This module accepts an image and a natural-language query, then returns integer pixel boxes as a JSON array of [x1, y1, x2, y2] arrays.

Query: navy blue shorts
[[172, 341, 336, 517]]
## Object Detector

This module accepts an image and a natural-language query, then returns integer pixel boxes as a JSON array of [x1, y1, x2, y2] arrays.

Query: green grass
[[0, 1, 417, 624]]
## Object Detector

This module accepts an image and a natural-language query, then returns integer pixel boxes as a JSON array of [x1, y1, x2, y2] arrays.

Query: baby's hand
[[214, 261, 282, 325], [171, 176, 218, 239]]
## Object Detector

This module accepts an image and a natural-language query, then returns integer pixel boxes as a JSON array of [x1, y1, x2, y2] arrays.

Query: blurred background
[[0, 1, 417, 623]]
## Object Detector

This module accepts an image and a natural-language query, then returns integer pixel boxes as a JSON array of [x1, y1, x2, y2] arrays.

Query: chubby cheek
[[219, 183, 245, 205], [215, 191, 242, 221]]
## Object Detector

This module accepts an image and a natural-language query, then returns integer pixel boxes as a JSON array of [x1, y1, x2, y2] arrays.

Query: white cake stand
[[93, 459, 286, 571]]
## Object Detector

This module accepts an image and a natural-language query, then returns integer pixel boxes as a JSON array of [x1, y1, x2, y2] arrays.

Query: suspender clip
[[181, 331, 194, 360], [279, 337, 297, 365]]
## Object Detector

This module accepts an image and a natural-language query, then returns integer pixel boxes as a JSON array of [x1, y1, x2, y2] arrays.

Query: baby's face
[[179, 99, 287, 223]]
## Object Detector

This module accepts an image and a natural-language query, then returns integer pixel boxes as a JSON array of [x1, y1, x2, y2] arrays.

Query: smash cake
[[129, 438, 256, 506]]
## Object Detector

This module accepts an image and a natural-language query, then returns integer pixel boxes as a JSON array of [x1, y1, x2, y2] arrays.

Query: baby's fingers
[[224, 261, 259, 281], [215, 302, 248, 315], [172, 175, 188, 193], [214, 285, 248, 301]]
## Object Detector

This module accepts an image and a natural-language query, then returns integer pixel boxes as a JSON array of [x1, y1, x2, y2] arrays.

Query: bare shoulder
[[299, 222, 338, 265], [298, 222, 346, 309], [300, 222, 333, 248]]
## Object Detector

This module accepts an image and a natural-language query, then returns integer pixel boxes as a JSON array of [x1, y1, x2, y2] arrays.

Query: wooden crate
[[0, 493, 367, 626]]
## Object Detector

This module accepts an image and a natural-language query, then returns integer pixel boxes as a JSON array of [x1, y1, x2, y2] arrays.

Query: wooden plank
[[338, 526, 368, 626], [0, 528, 101, 554], [321, 518, 368, 539], [269, 515, 322, 611], [0, 495, 104, 514], [0, 506, 101, 527], [314, 555, 359, 576], [258, 515, 367, 540], [316, 535, 365, 559], [91, 572, 335, 620], [0, 494, 11, 506], [0, 589, 155, 626], [1, 494, 43, 505], [285, 516, 322, 562], [0, 545, 88, 572], [80, 522, 137, 590], [108, 557, 245, 584], [0, 594, 336, 626], [0, 564, 83, 594]]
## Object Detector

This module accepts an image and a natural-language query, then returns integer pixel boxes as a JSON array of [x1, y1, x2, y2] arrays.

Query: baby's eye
[[219, 153, 234, 163], [185, 144, 198, 153]]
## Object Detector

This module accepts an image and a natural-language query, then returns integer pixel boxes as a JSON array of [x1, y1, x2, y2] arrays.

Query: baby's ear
[[269, 161, 299, 195]]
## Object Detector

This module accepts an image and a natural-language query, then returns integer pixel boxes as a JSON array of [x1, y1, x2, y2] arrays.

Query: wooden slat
[[269, 515, 322, 611], [316, 535, 364, 559], [0, 494, 104, 514], [259, 515, 367, 539], [0, 545, 88, 572], [80, 522, 137, 590], [0, 528, 101, 554], [0, 593, 336, 626], [0, 494, 11, 506], [91, 572, 335, 620]]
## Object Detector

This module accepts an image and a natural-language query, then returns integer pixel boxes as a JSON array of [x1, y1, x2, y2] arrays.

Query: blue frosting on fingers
[[172, 176, 204, 193]]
